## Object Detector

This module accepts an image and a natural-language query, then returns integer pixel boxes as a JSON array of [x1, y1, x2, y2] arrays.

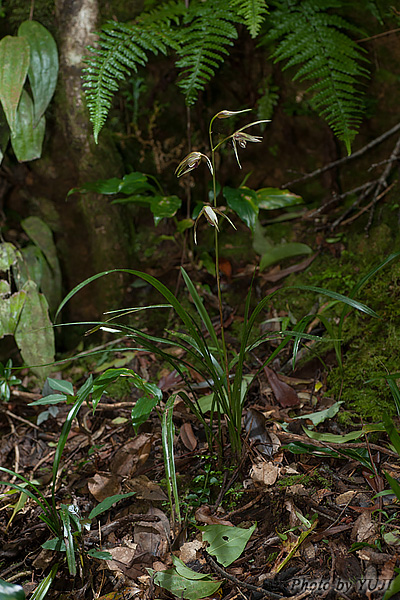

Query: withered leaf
[[264, 365, 300, 407]]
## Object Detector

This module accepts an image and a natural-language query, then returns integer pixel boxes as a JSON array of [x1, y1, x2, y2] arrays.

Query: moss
[[271, 212, 400, 421]]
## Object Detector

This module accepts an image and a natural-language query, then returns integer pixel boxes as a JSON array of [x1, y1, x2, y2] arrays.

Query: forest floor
[[1, 202, 400, 600]]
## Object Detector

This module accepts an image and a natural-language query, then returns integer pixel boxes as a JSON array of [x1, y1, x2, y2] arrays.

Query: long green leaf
[[180, 268, 222, 360], [17, 21, 58, 125], [0, 36, 30, 132], [51, 376, 93, 499], [30, 564, 58, 600], [60, 505, 76, 576], [162, 394, 181, 524], [10, 89, 46, 161], [89, 492, 136, 519]]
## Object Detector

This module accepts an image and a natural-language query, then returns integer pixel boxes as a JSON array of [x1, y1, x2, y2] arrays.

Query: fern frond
[[264, 0, 369, 153], [230, 0, 269, 38], [82, 1, 184, 142], [175, 0, 239, 106]]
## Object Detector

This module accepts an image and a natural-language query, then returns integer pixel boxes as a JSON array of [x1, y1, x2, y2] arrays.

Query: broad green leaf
[[199, 523, 256, 566], [292, 401, 343, 426], [14, 245, 45, 291], [259, 242, 312, 271], [87, 549, 113, 560], [150, 195, 181, 225], [0, 36, 30, 132], [382, 413, 400, 457], [119, 171, 155, 194], [14, 280, 55, 380], [17, 21, 58, 125], [303, 427, 363, 443], [0, 103, 9, 163], [0, 242, 19, 270], [89, 492, 135, 520], [131, 394, 160, 432], [48, 378, 74, 395], [223, 186, 259, 231], [21, 216, 62, 312], [10, 90, 46, 161], [28, 394, 67, 406], [0, 290, 26, 338], [257, 187, 302, 210], [41, 537, 65, 551], [151, 567, 222, 600], [383, 572, 400, 600], [0, 578, 25, 600], [384, 472, 400, 504], [172, 556, 210, 580], [197, 393, 224, 413]]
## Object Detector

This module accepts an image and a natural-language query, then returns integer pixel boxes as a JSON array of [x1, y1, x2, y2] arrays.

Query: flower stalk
[[176, 109, 268, 456]]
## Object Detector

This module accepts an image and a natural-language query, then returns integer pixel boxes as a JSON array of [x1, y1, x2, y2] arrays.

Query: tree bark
[[48, 0, 130, 323]]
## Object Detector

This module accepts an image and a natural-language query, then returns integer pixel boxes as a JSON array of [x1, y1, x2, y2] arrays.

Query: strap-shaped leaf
[[10, 90, 46, 162], [18, 21, 58, 125], [0, 36, 30, 133]]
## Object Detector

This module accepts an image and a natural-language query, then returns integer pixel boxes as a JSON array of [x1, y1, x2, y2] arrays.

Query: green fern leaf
[[82, 2, 184, 142], [176, 0, 239, 106], [230, 0, 269, 38], [264, 0, 369, 154]]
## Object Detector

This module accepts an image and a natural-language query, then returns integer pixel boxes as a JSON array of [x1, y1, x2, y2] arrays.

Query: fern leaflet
[[82, 2, 184, 142], [175, 0, 239, 106], [230, 0, 269, 38], [264, 0, 369, 153]]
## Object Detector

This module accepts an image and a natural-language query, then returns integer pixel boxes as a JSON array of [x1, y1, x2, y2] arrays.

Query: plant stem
[[209, 116, 236, 451]]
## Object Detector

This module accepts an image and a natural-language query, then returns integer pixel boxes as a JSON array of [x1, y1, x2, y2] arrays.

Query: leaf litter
[[1, 258, 400, 600]]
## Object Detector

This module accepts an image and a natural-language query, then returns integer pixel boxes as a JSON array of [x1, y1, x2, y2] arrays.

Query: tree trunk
[[47, 0, 130, 323]]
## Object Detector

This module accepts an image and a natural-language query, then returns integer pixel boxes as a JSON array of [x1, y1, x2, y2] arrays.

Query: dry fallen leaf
[[88, 473, 121, 502], [351, 511, 378, 543], [179, 539, 204, 563], [180, 422, 197, 451], [127, 475, 167, 501], [264, 365, 300, 407], [250, 461, 279, 486], [110, 434, 152, 477], [195, 505, 233, 526]]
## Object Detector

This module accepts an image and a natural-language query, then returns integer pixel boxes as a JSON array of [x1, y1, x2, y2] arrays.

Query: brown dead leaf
[[351, 511, 378, 543], [88, 473, 121, 502], [180, 422, 197, 451], [110, 434, 152, 477], [126, 475, 167, 501], [250, 461, 279, 486], [264, 365, 300, 407], [106, 545, 138, 572], [134, 507, 170, 558], [179, 539, 204, 563], [244, 408, 281, 457], [195, 506, 233, 526]]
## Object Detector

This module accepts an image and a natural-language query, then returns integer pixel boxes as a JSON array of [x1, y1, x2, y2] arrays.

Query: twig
[[340, 182, 395, 227], [282, 122, 400, 188], [86, 514, 160, 541], [205, 554, 285, 600], [365, 133, 400, 233], [3, 408, 40, 430]]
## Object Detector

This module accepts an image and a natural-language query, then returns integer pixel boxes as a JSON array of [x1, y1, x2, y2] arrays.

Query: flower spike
[[175, 151, 213, 178]]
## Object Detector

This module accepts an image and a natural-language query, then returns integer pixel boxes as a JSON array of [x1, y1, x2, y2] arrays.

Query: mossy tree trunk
[[46, 0, 130, 322]]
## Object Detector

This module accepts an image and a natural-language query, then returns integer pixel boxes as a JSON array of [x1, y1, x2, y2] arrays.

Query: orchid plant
[[57, 109, 379, 462]]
